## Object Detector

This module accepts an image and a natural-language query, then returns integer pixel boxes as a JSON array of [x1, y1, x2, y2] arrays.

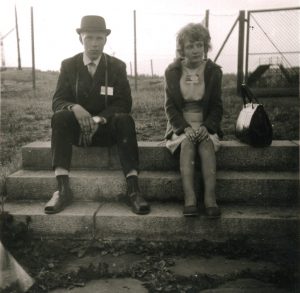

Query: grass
[[1, 69, 299, 193]]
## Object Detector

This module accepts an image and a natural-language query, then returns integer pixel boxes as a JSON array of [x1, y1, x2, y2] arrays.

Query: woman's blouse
[[180, 61, 206, 113]]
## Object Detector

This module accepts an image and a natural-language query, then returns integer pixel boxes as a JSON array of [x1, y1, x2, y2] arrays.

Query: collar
[[83, 53, 102, 67]]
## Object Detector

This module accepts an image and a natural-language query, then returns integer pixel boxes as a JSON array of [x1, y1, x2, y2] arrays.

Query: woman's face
[[183, 38, 204, 67]]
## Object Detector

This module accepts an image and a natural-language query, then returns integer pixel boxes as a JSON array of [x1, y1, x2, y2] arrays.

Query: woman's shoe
[[205, 206, 221, 219], [183, 205, 199, 217]]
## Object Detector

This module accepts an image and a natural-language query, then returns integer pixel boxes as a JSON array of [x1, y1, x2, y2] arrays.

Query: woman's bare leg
[[198, 139, 218, 208], [180, 138, 197, 206]]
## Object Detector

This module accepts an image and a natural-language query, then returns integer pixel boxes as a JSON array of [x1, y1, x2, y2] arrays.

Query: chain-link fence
[[246, 7, 300, 89]]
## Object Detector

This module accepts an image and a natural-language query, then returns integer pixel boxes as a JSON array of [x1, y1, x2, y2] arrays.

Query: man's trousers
[[51, 110, 139, 176]]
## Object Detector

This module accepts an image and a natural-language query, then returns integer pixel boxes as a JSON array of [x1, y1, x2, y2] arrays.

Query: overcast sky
[[1, 0, 299, 75]]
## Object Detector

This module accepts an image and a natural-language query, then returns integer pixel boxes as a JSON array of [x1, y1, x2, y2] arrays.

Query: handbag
[[235, 84, 273, 147]]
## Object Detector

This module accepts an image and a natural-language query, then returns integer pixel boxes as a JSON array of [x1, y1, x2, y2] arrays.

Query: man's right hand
[[71, 104, 93, 133]]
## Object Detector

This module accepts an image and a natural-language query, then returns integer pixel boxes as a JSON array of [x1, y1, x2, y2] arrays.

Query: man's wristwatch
[[92, 116, 106, 124]]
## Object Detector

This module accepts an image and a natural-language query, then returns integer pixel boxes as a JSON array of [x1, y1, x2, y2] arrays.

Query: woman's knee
[[180, 137, 196, 154]]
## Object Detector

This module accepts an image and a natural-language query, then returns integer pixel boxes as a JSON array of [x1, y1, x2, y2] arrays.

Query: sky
[[0, 0, 299, 75]]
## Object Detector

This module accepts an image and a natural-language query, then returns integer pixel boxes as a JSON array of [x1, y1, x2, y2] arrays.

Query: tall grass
[[1, 69, 299, 194]]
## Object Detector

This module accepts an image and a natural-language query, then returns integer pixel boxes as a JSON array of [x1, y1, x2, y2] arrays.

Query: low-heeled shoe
[[183, 205, 199, 217], [205, 207, 221, 219], [129, 192, 150, 215]]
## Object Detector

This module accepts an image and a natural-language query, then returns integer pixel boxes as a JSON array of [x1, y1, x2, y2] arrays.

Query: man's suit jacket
[[52, 53, 132, 120]]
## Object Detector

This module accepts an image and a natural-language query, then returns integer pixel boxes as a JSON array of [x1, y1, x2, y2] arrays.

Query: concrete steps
[[6, 170, 299, 205], [4, 140, 300, 247], [4, 201, 299, 246]]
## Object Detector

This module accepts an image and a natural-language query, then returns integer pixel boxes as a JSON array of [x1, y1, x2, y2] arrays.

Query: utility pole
[[133, 10, 138, 91], [31, 6, 36, 89], [15, 5, 21, 70], [150, 59, 153, 77]]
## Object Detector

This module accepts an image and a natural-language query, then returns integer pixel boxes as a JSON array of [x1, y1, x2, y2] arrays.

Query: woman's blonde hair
[[176, 23, 211, 58]]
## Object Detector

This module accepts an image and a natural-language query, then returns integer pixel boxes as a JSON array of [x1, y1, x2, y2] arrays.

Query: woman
[[164, 23, 223, 218]]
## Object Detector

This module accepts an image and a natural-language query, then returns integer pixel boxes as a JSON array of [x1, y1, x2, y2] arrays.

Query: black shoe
[[183, 205, 199, 217], [128, 192, 150, 215], [205, 207, 221, 219]]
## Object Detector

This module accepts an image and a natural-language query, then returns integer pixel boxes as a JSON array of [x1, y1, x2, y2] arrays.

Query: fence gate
[[245, 7, 300, 96]]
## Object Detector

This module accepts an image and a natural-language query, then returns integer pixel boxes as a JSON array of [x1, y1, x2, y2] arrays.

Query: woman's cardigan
[[164, 58, 223, 139]]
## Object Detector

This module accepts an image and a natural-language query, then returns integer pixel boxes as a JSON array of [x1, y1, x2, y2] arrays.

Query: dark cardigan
[[164, 58, 223, 139]]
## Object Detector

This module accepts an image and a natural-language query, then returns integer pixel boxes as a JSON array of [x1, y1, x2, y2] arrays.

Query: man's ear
[[79, 35, 83, 44]]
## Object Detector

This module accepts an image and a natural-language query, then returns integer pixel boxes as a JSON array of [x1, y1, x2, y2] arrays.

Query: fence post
[[204, 9, 209, 60], [15, 5, 21, 70], [237, 10, 245, 94], [245, 10, 251, 84], [133, 10, 138, 91], [31, 6, 36, 90]]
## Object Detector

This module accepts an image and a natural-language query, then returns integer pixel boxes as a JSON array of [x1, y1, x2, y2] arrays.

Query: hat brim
[[76, 28, 111, 36]]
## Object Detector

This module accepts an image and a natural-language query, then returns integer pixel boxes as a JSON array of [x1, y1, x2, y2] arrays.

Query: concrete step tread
[[22, 140, 299, 172], [5, 201, 299, 243], [7, 169, 299, 204], [5, 201, 300, 219], [24, 140, 300, 148], [9, 169, 299, 180]]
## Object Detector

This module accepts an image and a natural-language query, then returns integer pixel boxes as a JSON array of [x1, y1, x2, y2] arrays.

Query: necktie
[[87, 62, 96, 77]]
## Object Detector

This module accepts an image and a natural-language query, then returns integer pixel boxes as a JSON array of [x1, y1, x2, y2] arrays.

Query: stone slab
[[22, 140, 299, 171], [170, 256, 279, 278], [6, 169, 299, 205], [4, 201, 98, 238], [201, 278, 292, 293], [49, 278, 147, 293]]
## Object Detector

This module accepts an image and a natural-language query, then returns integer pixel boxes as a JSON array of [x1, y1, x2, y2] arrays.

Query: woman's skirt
[[166, 112, 221, 154]]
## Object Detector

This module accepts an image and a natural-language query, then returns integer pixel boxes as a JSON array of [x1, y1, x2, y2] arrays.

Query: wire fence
[[1, 6, 299, 82], [246, 7, 300, 87]]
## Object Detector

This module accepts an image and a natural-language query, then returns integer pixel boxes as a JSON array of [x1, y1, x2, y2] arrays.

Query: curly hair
[[176, 23, 211, 58]]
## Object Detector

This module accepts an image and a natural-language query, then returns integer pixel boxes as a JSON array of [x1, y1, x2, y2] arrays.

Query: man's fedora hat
[[76, 15, 111, 35]]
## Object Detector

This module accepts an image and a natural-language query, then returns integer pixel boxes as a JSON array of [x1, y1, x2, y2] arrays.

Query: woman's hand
[[196, 125, 209, 143], [184, 127, 197, 144]]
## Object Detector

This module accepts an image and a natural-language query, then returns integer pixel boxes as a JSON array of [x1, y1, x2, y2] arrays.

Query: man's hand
[[72, 104, 93, 133], [195, 125, 209, 143], [184, 127, 197, 144], [79, 121, 99, 147]]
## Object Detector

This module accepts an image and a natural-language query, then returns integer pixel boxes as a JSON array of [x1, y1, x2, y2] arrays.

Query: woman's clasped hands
[[184, 125, 209, 144]]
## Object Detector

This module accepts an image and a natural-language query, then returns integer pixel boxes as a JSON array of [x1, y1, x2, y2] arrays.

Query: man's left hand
[[79, 118, 99, 147]]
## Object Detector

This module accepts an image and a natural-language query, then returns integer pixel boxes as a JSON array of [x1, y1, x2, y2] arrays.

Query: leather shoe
[[205, 207, 221, 219], [128, 192, 150, 215], [183, 205, 199, 217], [45, 175, 73, 214]]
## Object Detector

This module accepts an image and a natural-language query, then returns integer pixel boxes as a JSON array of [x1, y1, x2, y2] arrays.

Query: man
[[44, 15, 150, 215]]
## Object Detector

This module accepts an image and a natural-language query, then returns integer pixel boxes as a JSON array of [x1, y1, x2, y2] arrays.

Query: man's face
[[80, 31, 107, 60]]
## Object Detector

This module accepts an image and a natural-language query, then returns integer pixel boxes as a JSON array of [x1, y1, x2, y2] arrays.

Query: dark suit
[[51, 53, 139, 175]]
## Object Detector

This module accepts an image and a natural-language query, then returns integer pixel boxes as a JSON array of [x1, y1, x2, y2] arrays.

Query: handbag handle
[[240, 84, 259, 105]]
